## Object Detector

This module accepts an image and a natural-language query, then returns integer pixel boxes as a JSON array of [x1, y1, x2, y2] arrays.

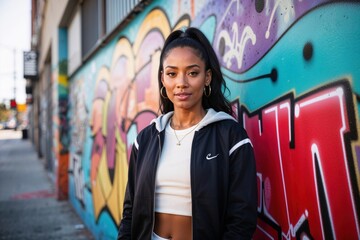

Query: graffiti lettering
[[243, 82, 360, 239]]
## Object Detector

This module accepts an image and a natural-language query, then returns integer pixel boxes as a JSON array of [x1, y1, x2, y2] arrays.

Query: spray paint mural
[[68, 0, 360, 239]]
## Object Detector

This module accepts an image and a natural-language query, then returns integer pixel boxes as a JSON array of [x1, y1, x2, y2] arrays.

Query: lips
[[174, 92, 191, 100]]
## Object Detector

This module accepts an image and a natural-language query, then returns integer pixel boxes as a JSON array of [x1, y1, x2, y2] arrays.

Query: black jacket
[[118, 109, 257, 239]]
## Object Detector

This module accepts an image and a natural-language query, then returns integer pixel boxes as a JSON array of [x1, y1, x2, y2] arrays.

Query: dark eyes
[[166, 72, 176, 77], [188, 71, 199, 77], [166, 71, 199, 77]]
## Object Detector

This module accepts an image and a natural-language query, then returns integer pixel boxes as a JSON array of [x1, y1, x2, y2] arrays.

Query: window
[[81, 0, 99, 58], [80, 0, 148, 60], [68, 8, 81, 75]]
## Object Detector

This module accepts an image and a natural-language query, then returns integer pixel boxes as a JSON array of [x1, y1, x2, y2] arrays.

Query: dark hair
[[158, 27, 233, 115]]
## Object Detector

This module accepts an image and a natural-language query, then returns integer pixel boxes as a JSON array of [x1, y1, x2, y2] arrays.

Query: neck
[[171, 108, 206, 130]]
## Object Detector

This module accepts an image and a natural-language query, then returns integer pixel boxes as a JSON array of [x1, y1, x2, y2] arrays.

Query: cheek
[[162, 80, 173, 91], [194, 81, 206, 92], [162, 76, 179, 91]]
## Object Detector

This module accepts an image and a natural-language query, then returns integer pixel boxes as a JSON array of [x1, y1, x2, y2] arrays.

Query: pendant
[[176, 142, 181, 146]]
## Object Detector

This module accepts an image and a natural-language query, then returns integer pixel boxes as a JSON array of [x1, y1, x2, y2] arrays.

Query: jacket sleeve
[[117, 142, 138, 240], [223, 128, 258, 240]]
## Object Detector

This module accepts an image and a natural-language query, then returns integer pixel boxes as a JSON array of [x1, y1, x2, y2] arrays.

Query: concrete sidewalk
[[0, 130, 94, 240]]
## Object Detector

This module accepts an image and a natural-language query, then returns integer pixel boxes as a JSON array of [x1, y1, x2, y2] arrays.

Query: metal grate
[[105, 0, 143, 34]]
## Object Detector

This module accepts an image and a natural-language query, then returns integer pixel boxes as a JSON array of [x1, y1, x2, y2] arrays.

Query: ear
[[205, 69, 212, 86]]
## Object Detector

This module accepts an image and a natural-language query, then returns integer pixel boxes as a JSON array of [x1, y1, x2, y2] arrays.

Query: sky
[[0, 0, 31, 105]]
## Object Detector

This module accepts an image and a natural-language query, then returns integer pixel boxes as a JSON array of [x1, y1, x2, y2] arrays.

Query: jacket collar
[[151, 108, 236, 132]]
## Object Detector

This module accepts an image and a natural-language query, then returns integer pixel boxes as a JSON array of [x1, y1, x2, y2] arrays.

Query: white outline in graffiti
[[265, 0, 295, 39], [71, 153, 85, 204], [217, 23, 256, 70]]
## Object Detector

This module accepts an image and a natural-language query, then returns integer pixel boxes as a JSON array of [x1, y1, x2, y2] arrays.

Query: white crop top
[[154, 121, 199, 216]]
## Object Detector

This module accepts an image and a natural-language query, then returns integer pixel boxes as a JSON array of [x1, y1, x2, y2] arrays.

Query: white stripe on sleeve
[[229, 138, 253, 156], [134, 138, 139, 150]]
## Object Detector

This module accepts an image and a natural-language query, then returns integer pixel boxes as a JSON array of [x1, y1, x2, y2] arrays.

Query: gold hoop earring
[[204, 85, 211, 97], [160, 86, 168, 99]]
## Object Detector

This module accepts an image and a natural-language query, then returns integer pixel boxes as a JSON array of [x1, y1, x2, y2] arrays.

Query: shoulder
[[201, 109, 248, 139], [134, 122, 158, 149], [209, 119, 251, 147], [137, 122, 157, 139], [214, 119, 247, 134]]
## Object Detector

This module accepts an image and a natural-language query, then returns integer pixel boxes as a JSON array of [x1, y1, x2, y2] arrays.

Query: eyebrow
[[164, 64, 201, 70]]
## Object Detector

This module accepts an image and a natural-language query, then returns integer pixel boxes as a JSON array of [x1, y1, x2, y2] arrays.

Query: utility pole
[[0, 43, 17, 108]]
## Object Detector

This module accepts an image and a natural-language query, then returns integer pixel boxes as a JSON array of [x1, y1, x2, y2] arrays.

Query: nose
[[176, 73, 188, 88]]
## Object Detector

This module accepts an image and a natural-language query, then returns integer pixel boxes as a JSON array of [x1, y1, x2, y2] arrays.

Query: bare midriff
[[154, 212, 192, 240]]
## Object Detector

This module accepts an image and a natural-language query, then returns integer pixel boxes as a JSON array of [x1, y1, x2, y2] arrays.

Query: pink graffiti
[[242, 83, 359, 239]]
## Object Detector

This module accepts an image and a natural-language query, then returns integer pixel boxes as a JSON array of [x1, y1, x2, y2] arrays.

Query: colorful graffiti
[[56, 28, 70, 200], [68, 0, 360, 239], [68, 76, 88, 206], [242, 81, 359, 239]]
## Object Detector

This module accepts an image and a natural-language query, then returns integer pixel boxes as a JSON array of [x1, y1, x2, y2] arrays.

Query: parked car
[[5, 118, 17, 129]]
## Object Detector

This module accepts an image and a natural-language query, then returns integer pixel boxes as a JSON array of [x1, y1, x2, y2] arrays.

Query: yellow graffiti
[[107, 130, 128, 223], [59, 75, 68, 87], [93, 149, 110, 218], [133, 9, 171, 53], [111, 38, 135, 78]]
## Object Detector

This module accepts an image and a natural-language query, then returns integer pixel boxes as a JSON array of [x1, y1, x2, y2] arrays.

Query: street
[[0, 130, 94, 240]]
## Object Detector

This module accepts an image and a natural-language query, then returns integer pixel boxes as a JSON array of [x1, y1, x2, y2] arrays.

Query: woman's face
[[161, 46, 211, 112]]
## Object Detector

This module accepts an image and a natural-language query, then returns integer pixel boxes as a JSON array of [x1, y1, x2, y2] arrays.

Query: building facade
[[28, 0, 360, 239]]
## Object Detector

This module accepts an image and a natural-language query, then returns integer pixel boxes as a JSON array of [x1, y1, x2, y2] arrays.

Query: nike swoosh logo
[[206, 153, 219, 160]]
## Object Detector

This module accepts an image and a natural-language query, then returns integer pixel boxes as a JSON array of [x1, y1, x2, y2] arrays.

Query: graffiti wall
[[57, 28, 70, 200], [68, 0, 360, 239]]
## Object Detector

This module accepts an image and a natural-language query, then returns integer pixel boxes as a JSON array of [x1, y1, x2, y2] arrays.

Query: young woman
[[118, 27, 257, 240]]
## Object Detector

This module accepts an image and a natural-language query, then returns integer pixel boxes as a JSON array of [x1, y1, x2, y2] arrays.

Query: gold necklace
[[171, 118, 201, 146]]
